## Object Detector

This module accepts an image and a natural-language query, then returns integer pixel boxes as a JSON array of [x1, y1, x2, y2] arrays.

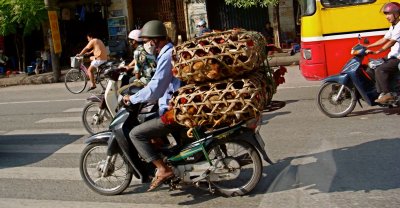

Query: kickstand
[[206, 179, 215, 194]]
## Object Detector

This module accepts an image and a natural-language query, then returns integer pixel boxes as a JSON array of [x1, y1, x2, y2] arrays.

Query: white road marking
[[4, 128, 87, 135], [0, 98, 85, 105], [0, 144, 85, 154], [63, 108, 83, 113], [35, 117, 81, 123], [0, 167, 81, 180]]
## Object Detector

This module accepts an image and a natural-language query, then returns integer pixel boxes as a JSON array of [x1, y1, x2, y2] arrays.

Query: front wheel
[[207, 140, 262, 197], [317, 82, 357, 118], [79, 143, 133, 195], [82, 101, 112, 135], [64, 68, 87, 94]]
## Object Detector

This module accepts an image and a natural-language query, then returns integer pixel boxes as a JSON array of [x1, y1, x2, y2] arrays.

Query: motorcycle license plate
[[255, 132, 265, 148]]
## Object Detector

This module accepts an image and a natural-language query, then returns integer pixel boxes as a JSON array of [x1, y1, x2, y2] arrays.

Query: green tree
[[224, 0, 282, 46], [0, 0, 48, 72]]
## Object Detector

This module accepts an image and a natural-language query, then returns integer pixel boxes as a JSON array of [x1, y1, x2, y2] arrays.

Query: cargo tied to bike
[[164, 29, 286, 134]]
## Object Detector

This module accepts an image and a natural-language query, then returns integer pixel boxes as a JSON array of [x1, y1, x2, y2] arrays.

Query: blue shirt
[[129, 42, 181, 115]]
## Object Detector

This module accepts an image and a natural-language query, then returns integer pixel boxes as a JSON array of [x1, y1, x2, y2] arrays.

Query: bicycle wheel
[[82, 101, 112, 135], [317, 82, 357, 118], [65, 68, 87, 94], [97, 72, 109, 90], [207, 140, 262, 197], [79, 143, 133, 195]]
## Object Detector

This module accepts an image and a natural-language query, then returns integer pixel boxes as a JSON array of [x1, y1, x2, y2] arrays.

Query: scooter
[[79, 100, 273, 197], [316, 36, 400, 118], [81, 62, 132, 134]]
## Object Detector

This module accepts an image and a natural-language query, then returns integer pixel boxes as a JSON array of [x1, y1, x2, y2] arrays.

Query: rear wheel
[[317, 82, 357, 118], [65, 68, 87, 94], [82, 101, 112, 135], [207, 140, 262, 197], [79, 143, 133, 195]]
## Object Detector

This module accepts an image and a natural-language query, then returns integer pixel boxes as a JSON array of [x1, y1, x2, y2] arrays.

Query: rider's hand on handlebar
[[123, 95, 131, 106], [365, 49, 375, 55]]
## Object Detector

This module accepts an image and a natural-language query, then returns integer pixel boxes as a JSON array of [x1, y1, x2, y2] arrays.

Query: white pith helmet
[[128, 30, 143, 42]]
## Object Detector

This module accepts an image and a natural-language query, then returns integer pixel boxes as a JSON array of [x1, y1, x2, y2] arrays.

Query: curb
[[0, 71, 65, 88], [268, 53, 300, 67]]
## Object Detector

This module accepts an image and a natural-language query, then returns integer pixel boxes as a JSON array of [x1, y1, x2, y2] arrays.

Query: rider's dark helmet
[[382, 2, 400, 14], [140, 20, 168, 38]]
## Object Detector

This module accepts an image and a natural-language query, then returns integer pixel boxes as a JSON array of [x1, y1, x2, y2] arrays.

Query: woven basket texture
[[172, 30, 266, 84], [171, 70, 269, 131]]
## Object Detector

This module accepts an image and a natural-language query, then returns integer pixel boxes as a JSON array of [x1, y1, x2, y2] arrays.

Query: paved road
[[0, 66, 399, 208]]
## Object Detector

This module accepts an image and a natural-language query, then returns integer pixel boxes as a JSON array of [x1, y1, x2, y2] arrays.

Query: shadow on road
[[349, 107, 400, 117], [255, 137, 400, 195], [0, 134, 83, 169]]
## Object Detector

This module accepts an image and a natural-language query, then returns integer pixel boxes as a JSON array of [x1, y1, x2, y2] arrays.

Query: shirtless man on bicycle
[[77, 32, 108, 91]]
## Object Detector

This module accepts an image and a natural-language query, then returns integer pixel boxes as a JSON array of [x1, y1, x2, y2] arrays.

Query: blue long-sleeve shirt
[[129, 42, 181, 115]]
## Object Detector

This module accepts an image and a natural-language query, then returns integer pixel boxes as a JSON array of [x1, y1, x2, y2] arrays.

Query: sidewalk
[[0, 53, 300, 88], [0, 70, 67, 88]]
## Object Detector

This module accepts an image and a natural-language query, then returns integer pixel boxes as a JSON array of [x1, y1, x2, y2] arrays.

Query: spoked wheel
[[317, 82, 357, 118], [79, 143, 133, 195], [207, 140, 262, 197], [82, 101, 112, 135], [64, 68, 87, 94]]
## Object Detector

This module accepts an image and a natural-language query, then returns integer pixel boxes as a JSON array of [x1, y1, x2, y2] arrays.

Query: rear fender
[[228, 128, 273, 164]]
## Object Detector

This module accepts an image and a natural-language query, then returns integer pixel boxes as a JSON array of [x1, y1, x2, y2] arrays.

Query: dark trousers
[[129, 117, 181, 163], [375, 58, 400, 93]]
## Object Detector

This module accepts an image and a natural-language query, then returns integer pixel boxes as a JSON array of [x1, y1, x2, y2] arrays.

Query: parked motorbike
[[79, 100, 273, 196], [82, 61, 130, 134], [316, 36, 400, 118]]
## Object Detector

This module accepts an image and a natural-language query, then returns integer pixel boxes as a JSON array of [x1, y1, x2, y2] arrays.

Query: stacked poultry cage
[[170, 29, 277, 132]]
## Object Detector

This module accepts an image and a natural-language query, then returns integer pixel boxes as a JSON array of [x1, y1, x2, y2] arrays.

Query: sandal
[[147, 172, 174, 192], [87, 86, 97, 92]]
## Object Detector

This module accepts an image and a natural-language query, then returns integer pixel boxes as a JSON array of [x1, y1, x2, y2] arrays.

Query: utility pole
[[44, 0, 61, 82], [170, 0, 179, 44]]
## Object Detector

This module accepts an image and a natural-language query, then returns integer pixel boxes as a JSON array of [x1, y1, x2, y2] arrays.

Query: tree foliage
[[224, 0, 279, 8], [0, 0, 47, 36]]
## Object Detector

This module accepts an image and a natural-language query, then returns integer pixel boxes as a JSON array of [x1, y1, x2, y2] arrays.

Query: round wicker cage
[[172, 29, 267, 84], [170, 70, 268, 132]]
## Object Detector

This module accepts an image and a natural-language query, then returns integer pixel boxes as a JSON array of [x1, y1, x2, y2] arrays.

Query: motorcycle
[[316, 36, 400, 118], [81, 61, 132, 134], [79, 100, 273, 196]]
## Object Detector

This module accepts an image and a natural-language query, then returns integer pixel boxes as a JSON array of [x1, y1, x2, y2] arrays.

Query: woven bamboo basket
[[172, 29, 266, 84], [170, 70, 268, 132]]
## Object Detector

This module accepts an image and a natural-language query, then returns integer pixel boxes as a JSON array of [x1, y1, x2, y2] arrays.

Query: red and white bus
[[299, 0, 399, 80]]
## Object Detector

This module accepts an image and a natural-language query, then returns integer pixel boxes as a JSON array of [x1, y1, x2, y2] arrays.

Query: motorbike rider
[[366, 2, 400, 104], [122, 20, 181, 191], [124, 29, 156, 86]]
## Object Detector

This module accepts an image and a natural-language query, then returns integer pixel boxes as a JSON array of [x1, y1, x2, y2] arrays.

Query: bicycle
[[64, 56, 110, 94]]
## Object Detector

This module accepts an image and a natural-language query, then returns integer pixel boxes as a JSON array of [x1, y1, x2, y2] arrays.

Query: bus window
[[321, 0, 376, 7], [300, 0, 316, 16]]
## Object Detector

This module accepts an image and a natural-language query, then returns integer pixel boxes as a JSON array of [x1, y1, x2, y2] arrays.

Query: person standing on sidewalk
[[77, 32, 108, 91], [0, 49, 9, 74]]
